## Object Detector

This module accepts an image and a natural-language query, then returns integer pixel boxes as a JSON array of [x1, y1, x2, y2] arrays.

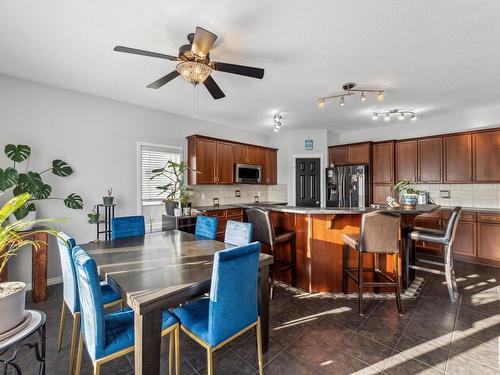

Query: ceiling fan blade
[[147, 71, 180, 89], [212, 62, 264, 79], [203, 75, 225, 99], [192, 27, 217, 57], [114, 46, 178, 61]]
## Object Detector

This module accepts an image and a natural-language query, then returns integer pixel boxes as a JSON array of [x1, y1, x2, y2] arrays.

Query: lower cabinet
[[477, 218, 500, 261], [203, 208, 244, 241], [414, 217, 442, 253]]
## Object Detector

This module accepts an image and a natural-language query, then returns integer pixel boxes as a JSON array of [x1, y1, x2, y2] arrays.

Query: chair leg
[[358, 252, 364, 316], [93, 363, 100, 375], [168, 332, 174, 375], [290, 237, 297, 287], [175, 326, 180, 375], [270, 245, 275, 300], [374, 253, 380, 294], [342, 244, 349, 294], [57, 300, 66, 352], [256, 319, 264, 375], [69, 313, 80, 375], [444, 245, 457, 302], [206, 347, 214, 375], [74, 334, 83, 375], [393, 253, 403, 316]]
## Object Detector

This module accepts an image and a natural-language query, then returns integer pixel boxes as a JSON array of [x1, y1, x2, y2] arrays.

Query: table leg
[[134, 308, 162, 375], [258, 264, 270, 353], [32, 233, 48, 302]]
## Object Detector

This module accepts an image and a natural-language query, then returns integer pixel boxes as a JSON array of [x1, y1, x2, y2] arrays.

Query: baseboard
[[25, 276, 63, 291]]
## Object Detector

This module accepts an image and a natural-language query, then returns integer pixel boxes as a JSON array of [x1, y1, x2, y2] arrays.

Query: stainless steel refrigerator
[[326, 165, 369, 208]]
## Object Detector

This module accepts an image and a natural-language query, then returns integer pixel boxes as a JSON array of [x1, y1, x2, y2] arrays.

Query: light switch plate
[[440, 190, 450, 198]]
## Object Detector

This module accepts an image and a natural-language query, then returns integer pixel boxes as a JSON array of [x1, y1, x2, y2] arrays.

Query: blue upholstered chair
[[56, 232, 123, 373], [224, 220, 253, 246], [72, 246, 180, 375], [111, 215, 145, 240], [195, 215, 218, 240], [173, 242, 263, 375]]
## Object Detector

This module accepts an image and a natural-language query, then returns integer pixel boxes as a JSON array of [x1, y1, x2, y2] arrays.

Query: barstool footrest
[[409, 264, 445, 276], [416, 258, 445, 267]]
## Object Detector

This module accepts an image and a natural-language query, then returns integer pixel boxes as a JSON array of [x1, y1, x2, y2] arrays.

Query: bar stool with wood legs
[[342, 211, 403, 316], [246, 208, 296, 298], [408, 207, 461, 302]]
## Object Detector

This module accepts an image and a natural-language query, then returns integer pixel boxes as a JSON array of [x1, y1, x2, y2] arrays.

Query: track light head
[[339, 96, 345, 106], [372, 113, 378, 120], [360, 92, 367, 102], [318, 99, 325, 109], [399, 113, 405, 120], [411, 114, 417, 121], [377, 91, 384, 101], [384, 113, 390, 121]]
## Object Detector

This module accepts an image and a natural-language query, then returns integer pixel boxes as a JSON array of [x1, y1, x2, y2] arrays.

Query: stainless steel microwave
[[234, 164, 261, 184]]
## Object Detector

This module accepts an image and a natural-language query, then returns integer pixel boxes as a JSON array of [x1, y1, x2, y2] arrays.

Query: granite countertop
[[192, 202, 288, 212]]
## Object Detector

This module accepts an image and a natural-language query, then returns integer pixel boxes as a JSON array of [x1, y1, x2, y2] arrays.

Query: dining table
[[80, 230, 274, 375]]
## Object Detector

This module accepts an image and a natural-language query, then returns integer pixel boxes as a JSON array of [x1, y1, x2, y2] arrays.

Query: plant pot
[[0, 282, 26, 335], [401, 193, 418, 208], [183, 207, 191, 216], [103, 196, 114, 206], [164, 201, 177, 216], [88, 213, 100, 224], [8, 211, 37, 231], [173, 208, 182, 217]]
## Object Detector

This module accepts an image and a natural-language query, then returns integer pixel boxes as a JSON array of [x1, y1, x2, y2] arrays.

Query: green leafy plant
[[394, 178, 420, 199], [150, 161, 198, 208], [0, 193, 62, 275], [0, 144, 83, 219]]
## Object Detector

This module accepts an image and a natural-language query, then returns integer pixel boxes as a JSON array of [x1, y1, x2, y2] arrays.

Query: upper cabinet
[[443, 134, 472, 183], [329, 143, 370, 165], [372, 141, 394, 184], [187, 135, 278, 185], [417, 137, 442, 183], [395, 140, 418, 182], [473, 129, 500, 182]]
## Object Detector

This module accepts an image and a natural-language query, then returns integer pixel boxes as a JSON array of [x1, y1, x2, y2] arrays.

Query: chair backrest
[[195, 216, 218, 240], [72, 246, 105, 361], [444, 207, 462, 245], [246, 208, 274, 245], [359, 211, 401, 253], [111, 215, 145, 240], [224, 220, 253, 246], [56, 232, 79, 313], [207, 242, 261, 347]]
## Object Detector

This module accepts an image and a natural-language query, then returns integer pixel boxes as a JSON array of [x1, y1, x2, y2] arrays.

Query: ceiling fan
[[114, 27, 265, 100]]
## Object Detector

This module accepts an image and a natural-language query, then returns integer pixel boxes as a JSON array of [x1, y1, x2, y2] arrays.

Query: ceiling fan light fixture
[[176, 61, 212, 85]]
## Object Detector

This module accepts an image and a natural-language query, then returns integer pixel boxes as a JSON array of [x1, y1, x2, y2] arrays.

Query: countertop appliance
[[326, 165, 369, 208], [234, 164, 261, 184]]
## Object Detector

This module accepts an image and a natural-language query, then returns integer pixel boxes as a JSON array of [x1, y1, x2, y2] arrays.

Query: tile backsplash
[[412, 183, 500, 209], [189, 184, 288, 207]]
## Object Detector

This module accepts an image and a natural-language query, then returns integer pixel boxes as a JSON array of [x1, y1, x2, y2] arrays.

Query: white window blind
[[139, 144, 182, 231]]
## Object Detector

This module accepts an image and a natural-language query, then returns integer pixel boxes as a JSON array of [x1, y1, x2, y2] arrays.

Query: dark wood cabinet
[[329, 146, 348, 165], [216, 142, 234, 184], [203, 208, 244, 241], [442, 210, 476, 257], [372, 184, 392, 204], [187, 135, 278, 185], [443, 134, 472, 183], [372, 141, 394, 184], [414, 210, 442, 252], [477, 213, 500, 261], [395, 140, 418, 182], [418, 137, 442, 183], [473, 129, 500, 182]]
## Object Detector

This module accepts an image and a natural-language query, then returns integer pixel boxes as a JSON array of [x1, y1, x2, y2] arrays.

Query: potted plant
[[180, 190, 192, 216], [87, 205, 100, 224], [150, 161, 199, 217], [0, 193, 60, 335], [103, 188, 114, 206], [394, 179, 420, 208], [0, 144, 83, 230]]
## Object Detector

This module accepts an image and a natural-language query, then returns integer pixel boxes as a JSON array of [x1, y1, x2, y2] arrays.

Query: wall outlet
[[440, 190, 450, 198], [254, 195, 260, 203], [213, 197, 219, 206], [235, 190, 241, 197], [201, 193, 206, 199]]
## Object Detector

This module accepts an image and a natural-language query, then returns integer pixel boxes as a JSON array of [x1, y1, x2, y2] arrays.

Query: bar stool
[[408, 207, 461, 302], [342, 211, 402, 316], [246, 208, 296, 299]]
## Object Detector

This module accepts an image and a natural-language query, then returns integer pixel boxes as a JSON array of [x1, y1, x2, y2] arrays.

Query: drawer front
[[417, 211, 441, 220], [205, 210, 227, 219], [442, 210, 476, 222], [477, 213, 500, 223], [226, 208, 244, 218]]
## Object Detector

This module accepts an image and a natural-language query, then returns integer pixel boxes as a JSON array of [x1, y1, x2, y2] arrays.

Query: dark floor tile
[[454, 307, 500, 344], [319, 299, 377, 330], [384, 352, 444, 374], [413, 296, 458, 329], [196, 349, 255, 375], [339, 333, 393, 370], [450, 331, 499, 370], [178, 330, 227, 371], [307, 316, 355, 348], [262, 350, 317, 375], [356, 317, 405, 348], [403, 317, 454, 348], [230, 330, 283, 369], [394, 333, 449, 371], [446, 353, 499, 375]]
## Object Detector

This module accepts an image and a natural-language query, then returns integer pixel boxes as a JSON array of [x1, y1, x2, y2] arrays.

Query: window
[[137, 143, 182, 232]]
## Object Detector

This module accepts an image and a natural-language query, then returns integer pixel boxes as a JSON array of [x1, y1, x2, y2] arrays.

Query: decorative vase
[[0, 282, 26, 335], [165, 201, 176, 216], [8, 211, 37, 231], [88, 213, 100, 224], [401, 193, 418, 209], [183, 207, 191, 216], [102, 196, 114, 206], [173, 208, 182, 217]]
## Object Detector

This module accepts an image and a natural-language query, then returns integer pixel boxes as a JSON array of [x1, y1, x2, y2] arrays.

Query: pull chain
[[193, 84, 200, 118]]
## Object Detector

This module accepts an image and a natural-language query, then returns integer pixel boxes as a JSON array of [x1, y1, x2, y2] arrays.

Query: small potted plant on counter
[[103, 188, 114, 206], [394, 178, 420, 209], [0, 144, 83, 231], [0, 192, 61, 336], [180, 189, 192, 216], [87, 205, 100, 224]]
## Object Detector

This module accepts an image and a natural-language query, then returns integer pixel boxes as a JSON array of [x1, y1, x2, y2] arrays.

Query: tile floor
[[3, 259, 499, 374]]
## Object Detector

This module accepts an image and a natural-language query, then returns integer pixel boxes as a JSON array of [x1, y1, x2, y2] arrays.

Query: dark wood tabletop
[[80, 230, 273, 375]]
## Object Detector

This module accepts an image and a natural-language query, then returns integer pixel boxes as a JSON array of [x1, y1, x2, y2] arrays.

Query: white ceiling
[[1, 1, 500, 135]]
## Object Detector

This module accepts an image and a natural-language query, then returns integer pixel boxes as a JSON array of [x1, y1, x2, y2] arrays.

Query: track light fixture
[[318, 82, 385, 109], [371, 109, 417, 122], [273, 112, 283, 132]]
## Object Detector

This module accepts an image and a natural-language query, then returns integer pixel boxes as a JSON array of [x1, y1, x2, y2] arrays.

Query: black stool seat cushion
[[410, 228, 448, 244]]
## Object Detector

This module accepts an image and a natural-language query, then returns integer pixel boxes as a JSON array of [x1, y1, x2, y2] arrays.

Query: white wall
[[0, 74, 268, 286]]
